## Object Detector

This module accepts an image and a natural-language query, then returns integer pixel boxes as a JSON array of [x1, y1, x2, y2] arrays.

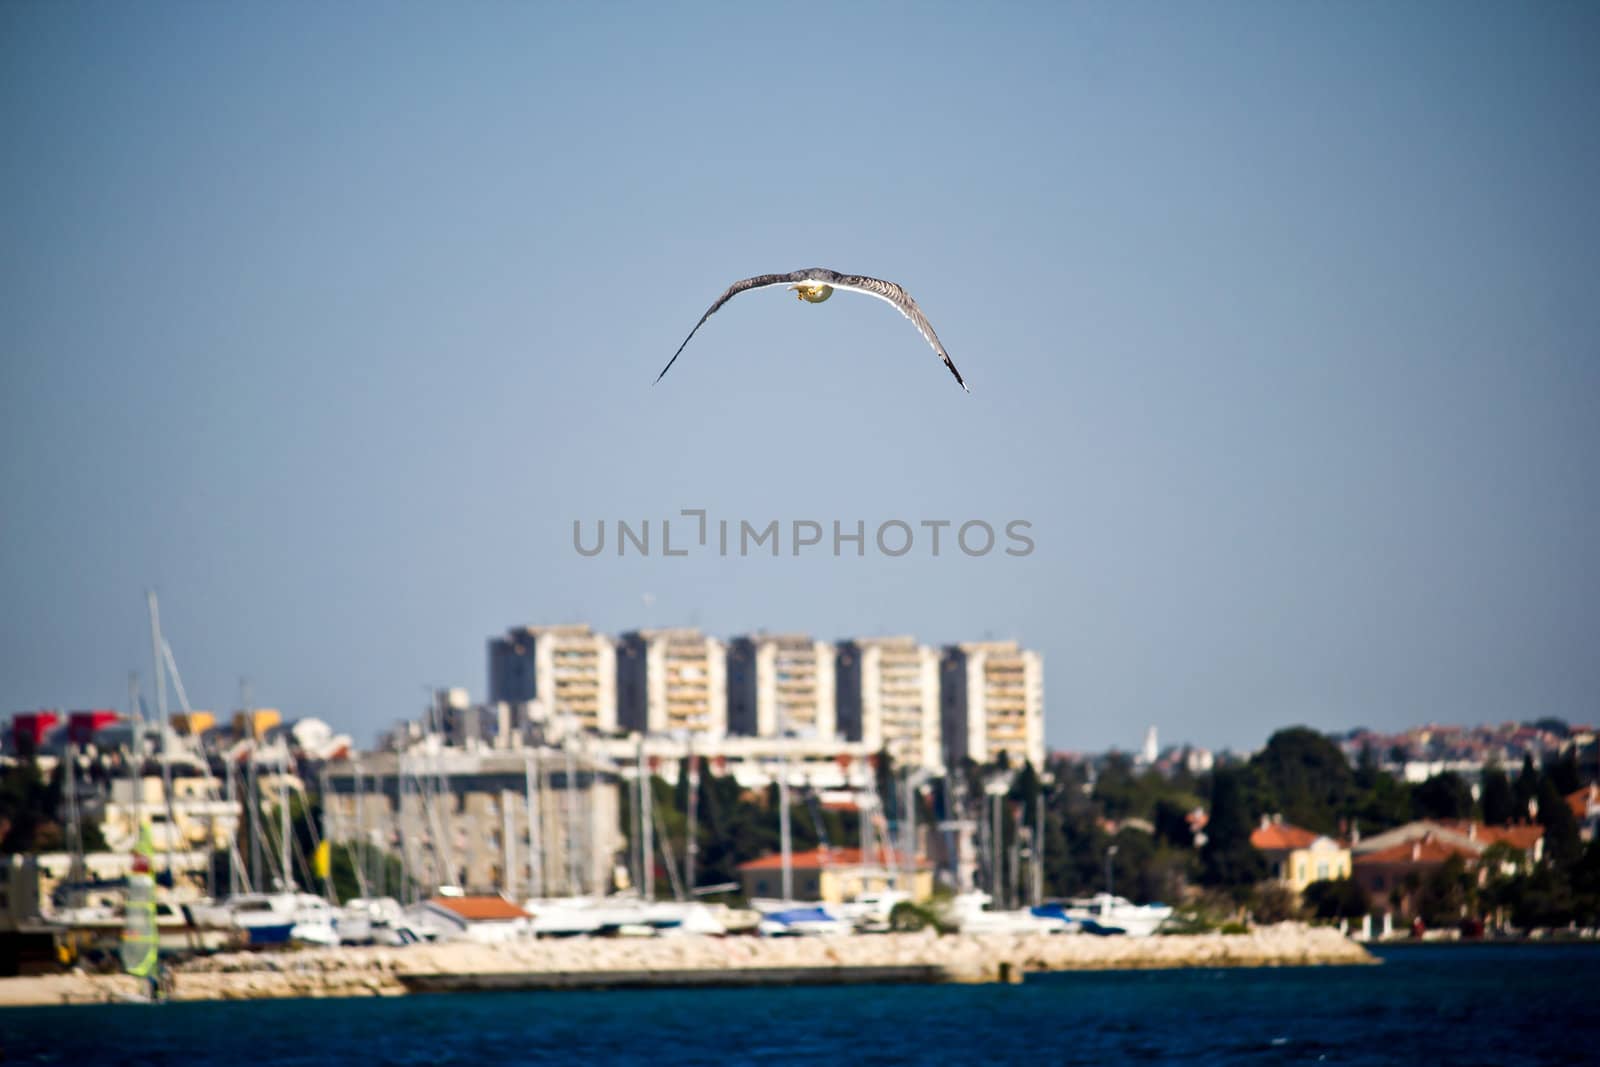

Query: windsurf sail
[[120, 822, 160, 979]]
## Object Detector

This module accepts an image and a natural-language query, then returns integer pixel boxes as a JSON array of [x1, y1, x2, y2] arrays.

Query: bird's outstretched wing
[[654, 273, 800, 384], [830, 274, 968, 392]]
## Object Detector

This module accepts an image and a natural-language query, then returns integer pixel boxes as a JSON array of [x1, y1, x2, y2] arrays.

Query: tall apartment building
[[940, 641, 1044, 769], [835, 636, 942, 771], [487, 624, 618, 734], [616, 628, 728, 737], [727, 633, 837, 740]]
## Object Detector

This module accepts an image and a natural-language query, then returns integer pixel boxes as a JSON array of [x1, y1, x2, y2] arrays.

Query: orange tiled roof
[[1250, 823, 1322, 851], [737, 846, 929, 872], [1354, 837, 1476, 866], [1435, 821, 1544, 851], [1475, 824, 1544, 850], [427, 895, 529, 921], [1569, 785, 1600, 820]]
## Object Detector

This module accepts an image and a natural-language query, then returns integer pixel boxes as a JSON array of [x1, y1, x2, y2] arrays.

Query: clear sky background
[[3, 3, 1597, 752]]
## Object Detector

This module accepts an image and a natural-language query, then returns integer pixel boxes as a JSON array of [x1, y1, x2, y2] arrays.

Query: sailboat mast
[[127, 672, 142, 846], [632, 737, 645, 895], [903, 771, 915, 894], [1034, 788, 1045, 906], [63, 718, 85, 905], [642, 740, 654, 901], [685, 738, 697, 895], [564, 736, 580, 896], [350, 759, 368, 899], [279, 767, 290, 890], [779, 706, 792, 902], [524, 750, 542, 900], [147, 591, 177, 888], [225, 758, 240, 896], [584, 738, 598, 897]]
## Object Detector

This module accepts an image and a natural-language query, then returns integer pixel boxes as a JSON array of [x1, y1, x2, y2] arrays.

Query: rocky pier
[[0, 925, 1376, 1007]]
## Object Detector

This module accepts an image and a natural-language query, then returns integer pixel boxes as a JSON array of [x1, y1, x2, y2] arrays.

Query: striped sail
[[120, 823, 159, 979]]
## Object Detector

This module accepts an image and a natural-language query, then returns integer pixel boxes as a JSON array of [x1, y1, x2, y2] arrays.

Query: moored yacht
[[949, 891, 1077, 935], [219, 892, 341, 946], [1051, 893, 1173, 937]]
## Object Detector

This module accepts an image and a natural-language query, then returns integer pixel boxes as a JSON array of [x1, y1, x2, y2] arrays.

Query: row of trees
[[0, 759, 106, 854], [1194, 729, 1599, 927]]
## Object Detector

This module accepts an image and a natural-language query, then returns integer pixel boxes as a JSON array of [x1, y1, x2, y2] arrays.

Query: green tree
[[1199, 769, 1266, 893], [1537, 777, 1582, 868], [1250, 727, 1355, 834], [1480, 766, 1516, 826], [1152, 798, 1194, 849], [0, 758, 93, 853], [1548, 749, 1582, 796], [1251, 883, 1302, 924], [1510, 864, 1575, 929], [327, 844, 406, 905], [1302, 878, 1370, 920], [1513, 755, 1540, 815], [1415, 855, 1472, 927], [1570, 839, 1600, 927], [1411, 772, 1474, 821], [1350, 764, 1414, 831]]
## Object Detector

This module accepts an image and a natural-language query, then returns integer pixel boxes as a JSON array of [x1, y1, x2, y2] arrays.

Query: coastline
[[0, 925, 1374, 1007]]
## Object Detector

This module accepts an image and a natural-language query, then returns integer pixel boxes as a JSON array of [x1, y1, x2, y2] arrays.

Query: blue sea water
[[4, 944, 1597, 1065]]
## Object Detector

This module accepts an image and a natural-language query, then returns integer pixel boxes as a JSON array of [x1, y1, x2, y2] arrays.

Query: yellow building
[[1250, 816, 1352, 892], [231, 708, 282, 740], [737, 847, 933, 904], [171, 710, 216, 736]]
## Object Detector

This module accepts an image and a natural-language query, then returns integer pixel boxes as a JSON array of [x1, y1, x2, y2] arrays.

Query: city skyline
[[4, 5, 1597, 752]]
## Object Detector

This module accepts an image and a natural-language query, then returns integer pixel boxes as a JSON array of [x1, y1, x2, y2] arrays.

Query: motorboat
[[221, 892, 341, 946], [949, 892, 1077, 935], [1052, 893, 1173, 937], [337, 896, 423, 946], [750, 902, 852, 936], [53, 897, 240, 953], [520, 897, 729, 938], [834, 890, 912, 931]]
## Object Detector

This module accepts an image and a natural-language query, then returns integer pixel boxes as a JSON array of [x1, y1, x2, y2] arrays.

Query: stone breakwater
[[0, 925, 1375, 1006]]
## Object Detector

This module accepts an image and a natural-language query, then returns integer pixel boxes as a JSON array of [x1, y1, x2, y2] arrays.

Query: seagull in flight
[[654, 268, 969, 392]]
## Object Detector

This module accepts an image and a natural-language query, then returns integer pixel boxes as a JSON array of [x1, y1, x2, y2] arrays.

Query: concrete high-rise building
[[487, 625, 617, 734], [616, 628, 728, 737], [325, 748, 621, 899], [835, 636, 941, 771], [727, 633, 836, 740], [940, 641, 1044, 769]]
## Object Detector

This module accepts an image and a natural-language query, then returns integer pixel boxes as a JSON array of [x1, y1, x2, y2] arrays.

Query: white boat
[[642, 901, 727, 936], [520, 897, 728, 938], [221, 892, 341, 946], [56, 898, 240, 953], [1055, 893, 1173, 937], [834, 890, 912, 930], [337, 896, 422, 946], [749, 900, 852, 936], [950, 892, 1077, 935]]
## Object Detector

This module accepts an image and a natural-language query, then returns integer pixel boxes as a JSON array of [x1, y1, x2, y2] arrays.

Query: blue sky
[[3, 3, 1597, 751]]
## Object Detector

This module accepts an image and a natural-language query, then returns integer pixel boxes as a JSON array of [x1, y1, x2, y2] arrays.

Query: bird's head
[[788, 283, 834, 304]]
